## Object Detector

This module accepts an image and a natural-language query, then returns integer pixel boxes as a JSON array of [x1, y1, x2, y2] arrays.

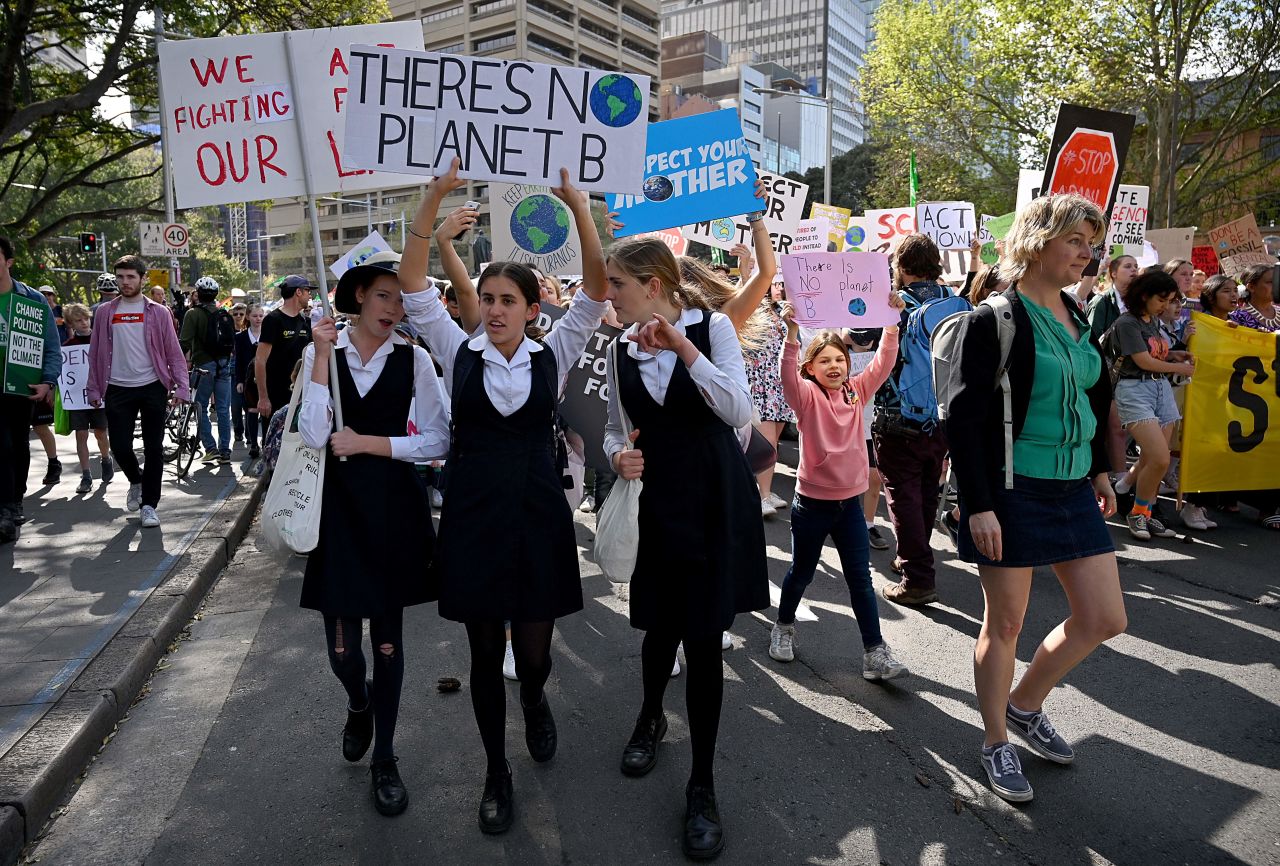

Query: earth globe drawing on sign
[[848, 298, 867, 317], [589, 74, 643, 127], [643, 175, 674, 202], [511, 194, 572, 255], [348, 245, 381, 268], [710, 219, 736, 243]]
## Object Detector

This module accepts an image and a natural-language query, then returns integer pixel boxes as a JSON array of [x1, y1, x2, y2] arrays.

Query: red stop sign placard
[[1046, 128, 1119, 210]]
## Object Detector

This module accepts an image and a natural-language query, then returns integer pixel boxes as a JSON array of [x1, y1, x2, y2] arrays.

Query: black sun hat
[[334, 251, 402, 314]]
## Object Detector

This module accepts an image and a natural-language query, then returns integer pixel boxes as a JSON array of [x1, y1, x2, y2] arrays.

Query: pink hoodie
[[780, 330, 898, 501], [86, 295, 191, 405]]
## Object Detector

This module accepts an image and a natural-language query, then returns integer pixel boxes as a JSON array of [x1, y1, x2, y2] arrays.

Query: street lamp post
[[752, 86, 852, 206], [247, 233, 284, 295]]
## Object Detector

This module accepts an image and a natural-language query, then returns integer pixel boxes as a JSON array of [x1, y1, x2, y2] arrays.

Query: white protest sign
[[343, 47, 650, 193], [329, 230, 394, 279], [157, 22, 425, 208], [864, 208, 916, 254], [139, 222, 191, 257], [681, 171, 808, 254], [1107, 184, 1149, 256], [1016, 167, 1042, 212], [916, 201, 976, 250], [490, 183, 584, 275], [791, 218, 830, 253], [58, 344, 91, 411]]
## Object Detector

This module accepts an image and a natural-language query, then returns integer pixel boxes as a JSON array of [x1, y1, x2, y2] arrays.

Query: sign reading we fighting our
[[1, 293, 47, 398], [610, 110, 760, 236], [1181, 312, 1280, 493], [780, 251, 898, 330], [157, 22, 425, 208], [681, 170, 808, 254], [343, 46, 650, 193]]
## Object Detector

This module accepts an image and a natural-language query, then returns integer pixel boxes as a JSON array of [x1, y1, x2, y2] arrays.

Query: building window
[[743, 119, 761, 133], [422, 5, 463, 22], [473, 31, 516, 53]]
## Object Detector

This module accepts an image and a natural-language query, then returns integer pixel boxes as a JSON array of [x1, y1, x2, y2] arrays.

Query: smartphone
[[455, 201, 481, 240]]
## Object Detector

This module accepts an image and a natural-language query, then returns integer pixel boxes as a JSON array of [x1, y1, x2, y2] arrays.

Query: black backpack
[[203, 304, 236, 359]]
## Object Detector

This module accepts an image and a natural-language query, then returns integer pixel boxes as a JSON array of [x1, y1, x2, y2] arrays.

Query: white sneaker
[[139, 505, 160, 528], [126, 483, 142, 512], [720, 631, 732, 651], [1179, 503, 1216, 530], [862, 642, 908, 681], [761, 498, 778, 519], [765, 493, 788, 510], [578, 495, 596, 514], [502, 640, 518, 681], [769, 622, 795, 662], [430, 488, 443, 509]]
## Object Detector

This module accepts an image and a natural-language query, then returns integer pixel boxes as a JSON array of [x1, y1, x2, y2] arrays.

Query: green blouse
[[1012, 293, 1101, 480]]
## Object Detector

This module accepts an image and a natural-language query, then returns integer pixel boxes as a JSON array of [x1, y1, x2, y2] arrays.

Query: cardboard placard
[[1147, 227, 1196, 264], [1208, 214, 1274, 276], [780, 252, 897, 329], [1106, 185, 1149, 256], [610, 110, 760, 236], [632, 229, 688, 256], [1, 293, 47, 397], [157, 23, 425, 208], [58, 344, 91, 410], [490, 183, 584, 275], [344, 46, 650, 193], [680, 170, 808, 255], [916, 201, 976, 250], [809, 203, 852, 252], [863, 208, 916, 255], [791, 218, 830, 253], [844, 216, 871, 252], [1016, 169, 1042, 212]]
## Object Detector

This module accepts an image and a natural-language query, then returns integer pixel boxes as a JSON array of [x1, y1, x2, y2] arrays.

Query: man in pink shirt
[[86, 255, 191, 528]]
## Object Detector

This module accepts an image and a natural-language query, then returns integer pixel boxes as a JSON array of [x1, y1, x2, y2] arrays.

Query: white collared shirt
[[297, 329, 450, 462], [603, 308, 752, 462], [402, 287, 608, 417]]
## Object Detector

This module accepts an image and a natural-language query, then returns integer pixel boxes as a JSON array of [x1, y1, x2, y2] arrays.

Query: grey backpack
[[931, 293, 1017, 490]]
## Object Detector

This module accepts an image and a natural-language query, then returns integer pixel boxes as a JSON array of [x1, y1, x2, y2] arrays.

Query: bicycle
[[162, 367, 208, 479]]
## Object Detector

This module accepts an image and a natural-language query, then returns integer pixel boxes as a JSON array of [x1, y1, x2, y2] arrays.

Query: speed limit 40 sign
[[139, 221, 191, 257]]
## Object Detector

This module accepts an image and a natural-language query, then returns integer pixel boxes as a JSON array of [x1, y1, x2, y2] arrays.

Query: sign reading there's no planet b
[[490, 183, 583, 275], [781, 252, 898, 330], [343, 46, 650, 193], [609, 110, 761, 237]]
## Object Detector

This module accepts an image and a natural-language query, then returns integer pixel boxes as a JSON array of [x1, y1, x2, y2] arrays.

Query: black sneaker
[[1006, 703, 1074, 764], [867, 526, 890, 551], [980, 742, 1033, 803], [218, 451, 231, 465], [248, 444, 261, 460], [42, 459, 61, 485], [101, 458, 114, 483], [0, 512, 16, 544]]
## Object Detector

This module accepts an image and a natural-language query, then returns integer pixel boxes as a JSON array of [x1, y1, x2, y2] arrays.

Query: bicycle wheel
[[174, 405, 198, 479], [162, 404, 184, 462]]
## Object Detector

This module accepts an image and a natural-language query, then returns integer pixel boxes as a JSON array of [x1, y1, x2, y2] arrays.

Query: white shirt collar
[[622, 307, 705, 359], [337, 328, 407, 366], [466, 329, 542, 369]]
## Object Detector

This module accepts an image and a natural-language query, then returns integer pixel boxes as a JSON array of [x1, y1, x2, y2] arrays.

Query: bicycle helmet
[[95, 273, 118, 293], [194, 275, 220, 300]]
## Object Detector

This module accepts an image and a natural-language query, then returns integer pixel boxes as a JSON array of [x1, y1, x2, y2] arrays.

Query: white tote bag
[[593, 340, 643, 582], [261, 372, 327, 554]]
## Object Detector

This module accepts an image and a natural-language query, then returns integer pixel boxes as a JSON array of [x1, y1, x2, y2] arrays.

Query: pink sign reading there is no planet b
[[781, 251, 897, 329]]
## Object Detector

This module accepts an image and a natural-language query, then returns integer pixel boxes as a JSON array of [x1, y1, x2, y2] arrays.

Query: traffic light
[[79, 232, 97, 253]]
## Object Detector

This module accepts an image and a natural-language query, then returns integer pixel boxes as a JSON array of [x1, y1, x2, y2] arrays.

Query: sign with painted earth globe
[[710, 219, 736, 243], [589, 75, 643, 128], [511, 194, 572, 254]]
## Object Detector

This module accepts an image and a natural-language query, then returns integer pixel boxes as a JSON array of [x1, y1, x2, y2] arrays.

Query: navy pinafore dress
[[432, 342, 583, 623], [299, 344, 437, 617], [617, 315, 769, 638]]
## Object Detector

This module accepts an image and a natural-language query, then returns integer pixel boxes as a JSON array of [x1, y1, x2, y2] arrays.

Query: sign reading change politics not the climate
[[157, 23, 425, 208], [610, 110, 761, 237], [681, 170, 808, 255], [1, 292, 47, 398], [343, 47, 650, 193], [490, 183, 584, 275]]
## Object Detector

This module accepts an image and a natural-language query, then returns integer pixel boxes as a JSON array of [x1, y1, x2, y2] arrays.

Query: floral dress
[[743, 304, 796, 423], [1228, 303, 1280, 333]]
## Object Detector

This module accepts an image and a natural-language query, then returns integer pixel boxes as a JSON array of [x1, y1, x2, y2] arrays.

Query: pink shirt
[[87, 295, 191, 405], [780, 330, 898, 501]]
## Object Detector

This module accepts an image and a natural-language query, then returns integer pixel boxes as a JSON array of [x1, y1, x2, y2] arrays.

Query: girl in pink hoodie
[[768, 300, 910, 681]]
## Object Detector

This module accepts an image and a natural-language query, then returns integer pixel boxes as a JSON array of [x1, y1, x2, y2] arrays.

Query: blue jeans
[[778, 492, 883, 650], [195, 360, 233, 452]]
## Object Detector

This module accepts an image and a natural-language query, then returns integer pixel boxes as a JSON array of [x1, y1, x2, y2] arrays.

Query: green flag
[[909, 152, 920, 207]]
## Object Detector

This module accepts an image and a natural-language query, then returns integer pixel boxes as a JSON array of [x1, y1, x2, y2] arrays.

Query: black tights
[[465, 619, 555, 775], [324, 613, 404, 761], [639, 629, 722, 788]]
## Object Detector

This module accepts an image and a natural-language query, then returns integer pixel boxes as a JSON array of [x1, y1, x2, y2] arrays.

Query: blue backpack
[[889, 286, 972, 429]]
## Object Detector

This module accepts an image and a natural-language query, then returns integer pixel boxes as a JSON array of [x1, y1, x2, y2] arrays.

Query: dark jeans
[[0, 395, 34, 509], [590, 466, 617, 505], [778, 493, 883, 649], [873, 426, 949, 592], [231, 388, 245, 440], [105, 381, 168, 509]]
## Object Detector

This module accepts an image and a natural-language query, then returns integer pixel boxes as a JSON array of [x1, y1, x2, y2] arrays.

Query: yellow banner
[[809, 203, 852, 252], [1181, 312, 1280, 492]]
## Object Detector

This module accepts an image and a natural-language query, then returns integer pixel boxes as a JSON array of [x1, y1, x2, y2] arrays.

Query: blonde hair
[[798, 330, 853, 395], [63, 302, 91, 325], [607, 238, 711, 312], [678, 255, 770, 349], [1000, 193, 1106, 282]]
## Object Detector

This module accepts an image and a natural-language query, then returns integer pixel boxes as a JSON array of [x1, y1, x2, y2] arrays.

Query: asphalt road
[[25, 450, 1280, 865]]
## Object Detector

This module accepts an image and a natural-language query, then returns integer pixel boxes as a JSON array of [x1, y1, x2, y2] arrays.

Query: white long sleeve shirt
[[402, 287, 608, 414], [603, 308, 752, 462], [297, 330, 450, 462]]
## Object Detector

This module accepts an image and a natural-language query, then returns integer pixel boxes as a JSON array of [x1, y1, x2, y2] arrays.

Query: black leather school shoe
[[522, 693, 558, 763], [478, 762, 514, 834], [369, 757, 408, 816], [342, 679, 374, 762], [620, 713, 668, 777], [683, 782, 725, 860]]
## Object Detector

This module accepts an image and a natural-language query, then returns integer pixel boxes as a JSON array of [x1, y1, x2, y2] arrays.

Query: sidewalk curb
[[0, 473, 267, 865]]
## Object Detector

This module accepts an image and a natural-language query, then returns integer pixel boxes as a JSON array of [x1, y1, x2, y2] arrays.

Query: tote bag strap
[[611, 337, 634, 447]]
